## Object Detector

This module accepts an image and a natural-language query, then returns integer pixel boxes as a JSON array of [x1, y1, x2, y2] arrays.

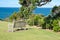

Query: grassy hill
[[0, 21, 60, 40]]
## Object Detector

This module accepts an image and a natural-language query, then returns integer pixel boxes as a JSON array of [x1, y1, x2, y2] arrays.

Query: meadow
[[0, 21, 60, 40]]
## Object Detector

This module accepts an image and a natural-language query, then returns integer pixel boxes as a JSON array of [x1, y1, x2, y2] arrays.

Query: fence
[[8, 20, 26, 32]]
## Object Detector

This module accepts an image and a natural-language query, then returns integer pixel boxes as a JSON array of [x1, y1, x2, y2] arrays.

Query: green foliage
[[52, 20, 58, 26], [38, 17, 45, 27], [26, 14, 34, 26], [33, 15, 39, 25], [19, 0, 51, 7], [17, 0, 52, 28], [18, 6, 35, 19], [41, 11, 59, 31], [53, 26, 60, 32], [42, 15, 54, 29], [27, 19, 33, 26], [18, 0, 52, 19], [51, 6, 60, 17], [46, 24, 50, 29], [52, 20, 60, 32], [42, 16, 50, 29], [27, 14, 45, 26], [52, 6, 58, 13], [33, 14, 44, 26], [9, 12, 18, 21]]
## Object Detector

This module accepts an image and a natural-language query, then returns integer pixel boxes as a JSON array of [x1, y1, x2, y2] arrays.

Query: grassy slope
[[0, 21, 60, 40]]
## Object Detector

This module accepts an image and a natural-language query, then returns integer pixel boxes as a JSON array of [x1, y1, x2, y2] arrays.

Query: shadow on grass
[[14, 28, 32, 32]]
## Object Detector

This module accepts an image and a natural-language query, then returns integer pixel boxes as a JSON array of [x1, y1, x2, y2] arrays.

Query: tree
[[51, 6, 60, 32], [19, 0, 51, 7], [43, 6, 60, 31], [18, 0, 52, 19], [51, 6, 60, 17]]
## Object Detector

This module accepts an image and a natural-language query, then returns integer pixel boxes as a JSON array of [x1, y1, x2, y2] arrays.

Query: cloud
[[0, 0, 60, 7], [0, 0, 21, 7]]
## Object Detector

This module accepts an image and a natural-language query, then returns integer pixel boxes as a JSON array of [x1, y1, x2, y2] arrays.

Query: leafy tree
[[18, 0, 52, 19], [51, 6, 60, 17], [44, 6, 60, 31], [17, 0, 52, 27], [52, 6, 58, 13], [19, 0, 51, 7]]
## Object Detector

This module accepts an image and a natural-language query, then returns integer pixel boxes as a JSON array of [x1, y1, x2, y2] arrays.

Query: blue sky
[[0, 0, 21, 7], [0, 0, 60, 8]]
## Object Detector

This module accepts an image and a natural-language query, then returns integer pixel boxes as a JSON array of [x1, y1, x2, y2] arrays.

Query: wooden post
[[12, 19, 16, 32], [59, 21, 60, 27], [8, 22, 12, 32], [8, 23, 11, 32]]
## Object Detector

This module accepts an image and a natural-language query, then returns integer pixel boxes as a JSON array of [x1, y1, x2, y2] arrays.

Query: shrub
[[46, 24, 50, 29], [38, 18, 45, 26], [53, 26, 60, 32], [52, 20, 60, 32], [9, 12, 18, 21], [27, 14, 45, 26], [34, 15, 39, 26], [27, 19, 33, 26]]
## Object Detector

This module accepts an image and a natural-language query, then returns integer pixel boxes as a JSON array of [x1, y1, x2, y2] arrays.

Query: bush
[[27, 14, 45, 26], [27, 19, 33, 26], [52, 20, 60, 32], [42, 22, 46, 29], [34, 16, 39, 26], [46, 24, 50, 29], [53, 26, 60, 32], [9, 12, 18, 21], [38, 18, 45, 26]]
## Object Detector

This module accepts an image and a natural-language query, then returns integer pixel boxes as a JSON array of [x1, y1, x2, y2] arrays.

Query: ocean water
[[33, 8, 52, 16], [0, 7, 19, 19], [0, 7, 52, 19]]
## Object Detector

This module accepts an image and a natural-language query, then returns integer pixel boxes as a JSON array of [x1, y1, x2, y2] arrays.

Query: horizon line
[[0, 7, 52, 8]]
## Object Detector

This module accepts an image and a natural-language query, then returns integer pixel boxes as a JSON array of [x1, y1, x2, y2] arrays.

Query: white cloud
[[0, 0, 60, 7]]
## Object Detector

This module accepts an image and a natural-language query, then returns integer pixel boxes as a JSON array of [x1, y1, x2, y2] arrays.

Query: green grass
[[0, 21, 60, 40]]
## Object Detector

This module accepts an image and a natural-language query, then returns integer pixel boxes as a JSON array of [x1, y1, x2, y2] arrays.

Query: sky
[[0, 0, 60, 8], [0, 0, 21, 7]]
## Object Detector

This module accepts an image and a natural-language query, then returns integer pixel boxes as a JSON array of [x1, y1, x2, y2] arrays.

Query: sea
[[0, 7, 52, 19]]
